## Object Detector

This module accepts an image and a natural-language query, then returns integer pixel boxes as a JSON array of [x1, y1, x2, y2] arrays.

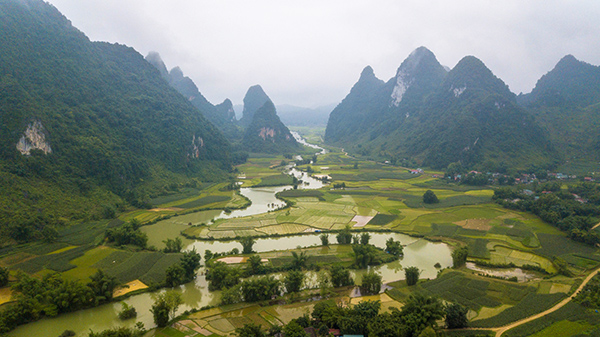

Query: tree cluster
[[0, 270, 118, 333], [165, 249, 201, 287], [238, 294, 468, 337], [494, 182, 600, 245], [105, 220, 148, 248]]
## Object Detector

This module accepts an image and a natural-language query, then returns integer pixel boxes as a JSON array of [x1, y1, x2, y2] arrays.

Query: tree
[[367, 312, 405, 337], [452, 247, 468, 268], [247, 255, 264, 275], [360, 271, 382, 295], [331, 265, 354, 287], [236, 323, 266, 337], [336, 225, 352, 244], [423, 190, 439, 204], [118, 302, 137, 320], [151, 291, 182, 327], [354, 300, 381, 318], [204, 250, 214, 262], [206, 261, 241, 291], [0, 267, 9, 287], [240, 237, 256, 254], [385, 238, 403, 257], [88, 326, 145, 337], [180, 249, 201, 281], [285, 270, 304, 293], [150, 299, 170, 328], [165, 264, 186, 287], [163, 237, 183, 253], [445, 302, 468, 329], [417, 326, 437, 337], [360, 232, 371, 245], [87, 269, 118, 303], [553, 256, 572, 277], [290, 251, 308, 270], [400, 294, 445, 336], [283, 320, 307, 337], [405, 266, 421, 286], [312, 300, 337, 322], [352, 244, 379, 268], [317, 270, 332, 298], [320, 234, 329, 246], [240, 276, 280, 302]]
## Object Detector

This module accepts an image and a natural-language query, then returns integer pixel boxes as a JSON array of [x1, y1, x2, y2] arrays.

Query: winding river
[[11, 133, 452, 337]]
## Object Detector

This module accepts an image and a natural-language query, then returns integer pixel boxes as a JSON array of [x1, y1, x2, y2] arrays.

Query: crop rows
[[177, 195, 230, 209], [471, 293, 567, 328]]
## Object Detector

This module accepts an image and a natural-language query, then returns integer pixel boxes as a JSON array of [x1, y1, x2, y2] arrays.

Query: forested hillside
[[0, 0, 232, 244], [239, 85, 298, 153], [326, 47, 560, 171], [519, 55, 600, 165], [145, 52, 240, 140]]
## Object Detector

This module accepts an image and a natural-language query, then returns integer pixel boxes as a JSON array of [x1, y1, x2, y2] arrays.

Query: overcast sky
[[45, 0, 600, 108]]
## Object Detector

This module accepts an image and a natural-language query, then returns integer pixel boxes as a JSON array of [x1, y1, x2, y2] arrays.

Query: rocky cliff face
[[16, 120, 52, 155]]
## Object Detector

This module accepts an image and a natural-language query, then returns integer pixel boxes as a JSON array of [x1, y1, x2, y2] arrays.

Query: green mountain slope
[[145, 52, 239, 139], [519, 55, 600, 166], [240, 86, 298, 153], [325, 48, 557, 170], [0, 0, 231, 242], [239, 85, 271, 127]]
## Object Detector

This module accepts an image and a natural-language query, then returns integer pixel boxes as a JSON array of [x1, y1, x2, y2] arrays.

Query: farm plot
[[489, 246, 556, 273], [61, 246, 117, 281], [95, 251, 183, 284]]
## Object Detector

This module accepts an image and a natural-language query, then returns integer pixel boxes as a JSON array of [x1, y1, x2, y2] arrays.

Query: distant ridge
[[240, 85, 298, 153], [145, 52, 239, 139], [325, 47, 557, 170]]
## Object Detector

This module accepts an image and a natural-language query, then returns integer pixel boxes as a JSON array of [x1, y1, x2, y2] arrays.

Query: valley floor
[[2, 127, 600, 336]]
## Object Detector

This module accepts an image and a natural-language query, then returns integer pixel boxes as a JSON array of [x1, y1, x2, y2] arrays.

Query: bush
[[423, 190, 439, 204], [405, 266, 420, 286], [452, 247, 468, 268], [361, 271, 382, 295], [118, 302, 137, 320]]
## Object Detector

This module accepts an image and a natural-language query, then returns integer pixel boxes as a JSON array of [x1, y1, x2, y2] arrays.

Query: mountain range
[[325, 47, 600, 172], [144, 52, 239, 140], [0, 0, 232, 241]]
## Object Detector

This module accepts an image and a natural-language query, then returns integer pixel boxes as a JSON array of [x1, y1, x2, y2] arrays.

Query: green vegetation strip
[[504, 302, 600, 337], [177, 195, 230, 209], [471, 293, 568, 328], [14, 245, 91, 274]]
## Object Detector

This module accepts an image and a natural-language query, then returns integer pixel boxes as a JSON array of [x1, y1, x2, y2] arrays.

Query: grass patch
[[535, 233, 600, 262], [149, 185, 214, 206], [254, 174, 294, 187], [471, 292, 567, 328], [177, 195, 230, 209], [504, 302, 600, 337], [58, 220, 112, 246], [14, 245, 91, 274], [20, 242, 70, 256], [368, 214, 398, 226], [278, 189, 324, 199]]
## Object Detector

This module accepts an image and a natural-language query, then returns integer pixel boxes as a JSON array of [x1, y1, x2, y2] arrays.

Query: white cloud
[[46, 0, 600, 106]]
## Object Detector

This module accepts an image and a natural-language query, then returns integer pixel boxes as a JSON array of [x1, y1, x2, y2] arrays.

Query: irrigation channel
[[13, 133, 454, 336]]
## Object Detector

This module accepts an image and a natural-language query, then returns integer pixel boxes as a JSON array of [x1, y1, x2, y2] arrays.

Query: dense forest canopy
[[0, 0, 232, 243]]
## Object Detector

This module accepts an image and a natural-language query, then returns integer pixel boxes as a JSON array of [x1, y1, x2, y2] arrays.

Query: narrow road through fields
[[491, 266, 600, 336]]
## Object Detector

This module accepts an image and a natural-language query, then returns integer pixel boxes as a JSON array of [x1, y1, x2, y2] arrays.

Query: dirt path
[[591, 221, 600, 230], [491, 267, 600, 336]]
